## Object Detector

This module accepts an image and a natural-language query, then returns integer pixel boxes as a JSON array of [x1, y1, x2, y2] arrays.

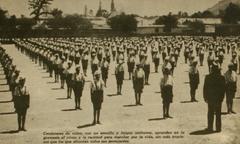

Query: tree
[[191, 10, 215, 18], [0, 8, 17, 31], [177, 11, 189, 18], [107, 13, 138, 33], [191, 11, 202, 18], [47, 14, 92, 30], [5, 15, 17, 30], [184, 20, 205, 33], [96, 9, 109, 18], [218, 10, 225, 18], [28, 0, 53, 21], [222, 2, 240, 24], [201, 10, 215, 18], [155, 13, 178, 33], [51, 8, 63, 19], [0, 8, 8, 27], [154, 16, 165, 24], [16, 18, 36, 30]]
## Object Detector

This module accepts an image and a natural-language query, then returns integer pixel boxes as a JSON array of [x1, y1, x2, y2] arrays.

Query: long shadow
[[167, 116, 173, 119], [148, 117, 165, 121], [221, 112, 229, 115], [107, 94, 119, 97], [184, 82, 190, 84], [61, 108, 77, 112], [0, 90, 10, 92], [47, 81, 56, 84], [155, 91, 161, 94], [52, 88, 63, 90], [180, 101, 193, 103], [37, 68, 44, 71], [190, 129, 216, 135], [0, 112, 16, 115], [42, 76, 50, 79], [0, 100, 12, 104], [235, 97, 240, 99], [77, 123, 95, 129], [56, 98, 69, 100], [123, 104, 138, 107], [0, 130, 19, 134], [0, 83, 7, 86]]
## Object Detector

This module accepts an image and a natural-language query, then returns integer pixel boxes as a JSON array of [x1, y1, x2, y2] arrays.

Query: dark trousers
[[199, 55, 204, 66], [184, 56, 188, 64], [17, 109, 27, 130], [73, 88, 83, 109], [226, 90, 235, 112], [190, 88, 196, 101], [208, 61, 213, 73], [207, 102, 222, 131], [74, 95, 81, 109]]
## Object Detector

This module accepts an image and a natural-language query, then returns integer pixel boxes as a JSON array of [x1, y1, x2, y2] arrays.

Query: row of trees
[[108, 2, 240, 33], [191, 10, 216, 18], [0, 7, 92, 31], [0, 0, 240, 33], [154, 14, 178, 33], [190, 2, 240, 23], [153, 2, 240, 33], [154, 14, 205, 33], [107, 13, 137, 32], [47, 14, 92, 30], [0, 7, 37, 31], [222, 3, 240, 24]]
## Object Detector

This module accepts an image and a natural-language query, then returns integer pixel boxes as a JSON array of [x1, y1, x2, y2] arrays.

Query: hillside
[[208, 0, 240, 15]]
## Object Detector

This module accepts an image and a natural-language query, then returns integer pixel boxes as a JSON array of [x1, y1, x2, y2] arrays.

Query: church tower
[[84, 5, 88, 17], [99, 0, 102, 11], [111, 0, 116, 12], [96, 0, 103, 17]]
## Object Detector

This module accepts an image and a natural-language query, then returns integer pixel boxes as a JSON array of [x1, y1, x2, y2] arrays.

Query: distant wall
[[136, 27, 164, 34], [216, 24, 240, 35], [1, 24, 240, 39]]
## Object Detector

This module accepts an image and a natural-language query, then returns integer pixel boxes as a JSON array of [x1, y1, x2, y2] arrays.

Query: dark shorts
[[116, 71, 124, 85], [66, 74, 73, 87], [101, 68, 109, 79], [161, 85, 173, 104], [82, 60, 88, 70], [16, 108, 27, 115], [162, 95, 173, 104], [134, 78, 144, 93], [91, 90, 103, 110], [127, 62, 135, 73], [153, 58, 160, 66]]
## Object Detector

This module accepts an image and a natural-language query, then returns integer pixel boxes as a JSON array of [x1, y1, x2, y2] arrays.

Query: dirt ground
[[0, 44, 239, 144]]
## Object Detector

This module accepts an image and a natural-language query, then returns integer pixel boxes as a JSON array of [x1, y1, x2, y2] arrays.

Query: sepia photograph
[[0, 0, 240, 143]]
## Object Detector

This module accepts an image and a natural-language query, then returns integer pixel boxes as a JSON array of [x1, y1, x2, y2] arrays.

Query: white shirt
[[160, 75, 173, 88], [225, 70, 237, 83]]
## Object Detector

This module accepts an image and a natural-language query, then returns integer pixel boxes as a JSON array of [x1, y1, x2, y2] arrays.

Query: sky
[[0, 0, 221, 17]]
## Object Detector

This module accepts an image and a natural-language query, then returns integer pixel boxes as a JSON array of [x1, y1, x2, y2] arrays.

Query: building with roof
[[178, 18, 222, 25], [136, 25, 164, 34]]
